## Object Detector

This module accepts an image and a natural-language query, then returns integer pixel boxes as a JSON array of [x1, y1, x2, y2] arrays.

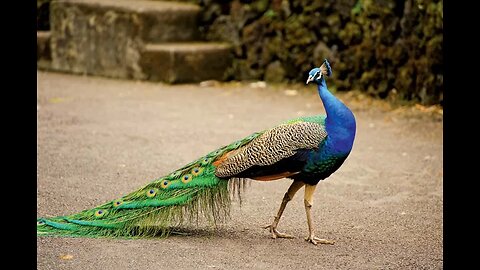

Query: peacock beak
[[306, 75, 314, 84]]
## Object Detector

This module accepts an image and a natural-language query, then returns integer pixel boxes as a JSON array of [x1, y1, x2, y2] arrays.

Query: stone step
[[41, 0, 233, 83], [48, 0, 204, 80], [50, 0, 201, 43], [37, 31, 52, 69], [140, 43, 232, 83]]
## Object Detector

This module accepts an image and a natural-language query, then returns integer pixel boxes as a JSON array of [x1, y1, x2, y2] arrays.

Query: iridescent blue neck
[[317, 79, 356, 154]]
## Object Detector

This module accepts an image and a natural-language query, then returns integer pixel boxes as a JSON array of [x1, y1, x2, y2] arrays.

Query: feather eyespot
[[37, 220, 45, 226], [201, 157, 210, 165], [113, 199, 123, 207], [160, 180, 170, 189], [232, 141, 241, 148], [191, 167, 203, 176], [182, 174, 193, 184], [211, 150, 222, 156], [95, 209, 107, 217], [146, 188, 157, 198]]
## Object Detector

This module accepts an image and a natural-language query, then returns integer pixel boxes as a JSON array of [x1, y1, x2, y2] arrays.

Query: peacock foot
[[263, 224, 295, 239], [304, 235, 335, 245]]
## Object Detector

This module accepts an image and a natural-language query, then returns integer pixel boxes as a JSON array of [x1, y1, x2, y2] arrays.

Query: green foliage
[[197, 0, 443, 105]]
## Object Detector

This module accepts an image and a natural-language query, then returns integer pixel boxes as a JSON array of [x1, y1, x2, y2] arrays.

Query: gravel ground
[[37, 71, 443, 269]]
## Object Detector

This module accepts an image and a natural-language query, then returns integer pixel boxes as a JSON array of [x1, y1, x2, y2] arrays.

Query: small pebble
[[249, 81, 267, 88], [284, 89, 298, 96]]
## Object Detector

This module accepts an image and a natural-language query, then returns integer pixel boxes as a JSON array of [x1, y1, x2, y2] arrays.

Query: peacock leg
[[304, 184, 335, 245], [264, 181, 305, 239]]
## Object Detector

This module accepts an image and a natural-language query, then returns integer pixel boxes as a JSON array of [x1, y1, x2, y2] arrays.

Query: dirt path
[[37, 71, 443, 269]]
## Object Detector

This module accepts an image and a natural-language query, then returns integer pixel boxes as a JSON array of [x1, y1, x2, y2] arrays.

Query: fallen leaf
[[49, 97, 64, 104], [60, 254, 74, 260]]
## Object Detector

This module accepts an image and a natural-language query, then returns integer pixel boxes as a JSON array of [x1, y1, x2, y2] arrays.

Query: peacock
[[37, 59, 356, 245]]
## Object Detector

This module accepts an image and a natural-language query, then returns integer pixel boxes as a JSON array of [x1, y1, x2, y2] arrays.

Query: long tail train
[[37, 132, 260, 238]]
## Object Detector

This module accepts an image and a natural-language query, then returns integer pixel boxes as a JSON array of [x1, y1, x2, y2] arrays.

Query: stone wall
[[197, 0, 443, 105]]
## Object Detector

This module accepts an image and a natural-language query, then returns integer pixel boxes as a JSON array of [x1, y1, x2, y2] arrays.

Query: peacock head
[[306, 59, 332, 84]]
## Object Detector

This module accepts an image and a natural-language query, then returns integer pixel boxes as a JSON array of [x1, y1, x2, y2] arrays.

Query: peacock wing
[[214, 121, 327, 180]]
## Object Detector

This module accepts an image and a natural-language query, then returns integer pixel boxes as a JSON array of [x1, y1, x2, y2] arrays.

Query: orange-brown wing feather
[[251, 171, 298, 181]]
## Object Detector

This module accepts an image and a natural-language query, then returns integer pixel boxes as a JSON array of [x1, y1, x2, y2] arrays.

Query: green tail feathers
[[37, 132, 261, 238]]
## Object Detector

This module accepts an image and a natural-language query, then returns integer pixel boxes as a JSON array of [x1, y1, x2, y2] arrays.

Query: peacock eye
[[37, 220, 45, 225], [201, 157, 210, 165], [182, 174, 193, 184], [160, 180, 170, 189], [211, 150, 221, 156], [146, 188, 157, 197], [113, 199, 123, 207], [191, 167, 203, 176], [95, 209, 107, 217]]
